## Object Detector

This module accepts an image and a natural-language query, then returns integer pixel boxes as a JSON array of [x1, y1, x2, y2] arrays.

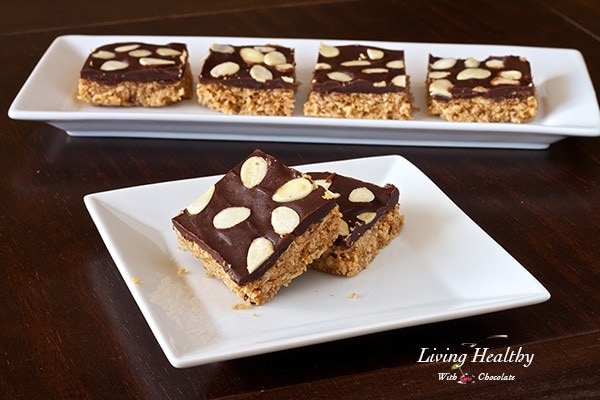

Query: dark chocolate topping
[[427, 55, 535, 101], [309, 44, 408, 94], [198, 44, 296, 89], [308, 172, 399, 248], [80, 42, 188, 84], [172, 150, 336, 285]]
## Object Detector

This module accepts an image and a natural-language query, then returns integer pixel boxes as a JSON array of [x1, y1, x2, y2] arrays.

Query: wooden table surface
[[1, 1, 599, 398]]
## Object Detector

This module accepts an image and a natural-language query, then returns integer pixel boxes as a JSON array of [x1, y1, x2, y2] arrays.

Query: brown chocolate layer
[[198, 44, 296, 90], [428, 55, 535, 101], [172, 150, 336, 285], [309, 44, 408, 94], [308, 172, 399, 248], [80, 42, 188, 84]]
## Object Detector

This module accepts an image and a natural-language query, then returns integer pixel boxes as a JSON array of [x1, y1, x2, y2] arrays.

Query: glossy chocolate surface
[[80, 42, 188, 83], [308, 172, 399, 248], [172, 150, 335, 285], [198, 44, 296, 89], [428, 55, 535, 100], [309, 44, 408, 94]]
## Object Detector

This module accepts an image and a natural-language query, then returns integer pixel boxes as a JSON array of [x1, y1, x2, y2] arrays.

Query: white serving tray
[[84, 155, 550, 368], [9, 35, 600, 149]]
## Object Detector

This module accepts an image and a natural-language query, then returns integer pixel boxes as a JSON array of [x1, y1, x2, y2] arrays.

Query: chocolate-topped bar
[[427, 55, 537, 122], [196, 44, 298, 116], [77, 42, 193, 107], [172, 150, 342, 305], [308, 172, 404, 277], [303, 43, 414, 120]]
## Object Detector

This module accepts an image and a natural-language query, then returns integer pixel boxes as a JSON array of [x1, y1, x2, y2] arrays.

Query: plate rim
[[9, 34, 600, 140], [84, 154, 550, 368]]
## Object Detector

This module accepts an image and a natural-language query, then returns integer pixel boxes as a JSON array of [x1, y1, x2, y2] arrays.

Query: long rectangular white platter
[[84, 155, 550, 368], [10, 35, 599, 148]]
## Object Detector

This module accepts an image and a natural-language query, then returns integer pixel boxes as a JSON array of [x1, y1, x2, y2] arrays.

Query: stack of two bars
[[172, 150, 404, 305]]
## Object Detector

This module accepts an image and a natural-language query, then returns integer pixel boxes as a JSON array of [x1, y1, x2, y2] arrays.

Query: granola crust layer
[[428, 95, 538, 123], [303, 90, 414, 120], [176, 206, 342, 305], [311, 204, 404, 277], [196, 82, 296, 116]]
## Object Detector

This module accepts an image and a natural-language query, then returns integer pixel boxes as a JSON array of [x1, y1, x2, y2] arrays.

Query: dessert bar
[[77, 42, 193, 107], [303, 43, 414, 120], [426, 55, 537, 122], [197, 44, 297, 116], [172, 150, 342, 305], [308, 172, 404, 277]]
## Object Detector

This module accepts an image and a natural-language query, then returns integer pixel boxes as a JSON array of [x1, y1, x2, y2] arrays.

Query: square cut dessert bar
[[303, 43, 414, 120], [427, 55, 537, 123], [77, 42, 193, 107], [197, 44, 298, 116], [172, 150, 342, 305], [307, 172, 404, 277]]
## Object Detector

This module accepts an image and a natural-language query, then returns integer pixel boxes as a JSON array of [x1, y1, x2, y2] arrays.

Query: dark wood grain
[[1, 1, 599, 399]]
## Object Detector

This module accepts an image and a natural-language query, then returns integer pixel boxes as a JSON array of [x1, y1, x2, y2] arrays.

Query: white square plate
[[9, 35, 600, 149], [84, 155, 550, 368]]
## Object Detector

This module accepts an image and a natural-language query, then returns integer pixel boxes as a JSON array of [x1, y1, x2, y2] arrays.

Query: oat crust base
[[311, 204, 404, 277], [196, 82, 296, 116], [303, 91, 414, 120], [428, 95, 538, 123], [175, 207, 342, 305]]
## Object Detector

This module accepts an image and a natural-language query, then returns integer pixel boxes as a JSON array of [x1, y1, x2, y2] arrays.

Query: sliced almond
[[254, 46, 276, 53], [341, 60, 371, 67], [128, 49, 152, 58], [210, 61, 240, 78], [313, 179, 331, 190], [91, 50, 115, 59], [456, 68, 491, 80], [272, 177, 314, 202], [315, 62, 332, 70], [271, 206, 300, 236], [240, 47, 264, 64], [139, 57, 175, 66], [428, 71, 451, 79], [240, 156, 268, 188], [186, 185, 215, 215], [357, 212, 376, 224], [319, 43, 340, 58], [348, 187, 375, 203], [264, 51, 287, 66], [275, 63, 294, 73], [431, 57, 457, 70], [500, 70, 523, 80], [464, 57, 480, 68], [367, 48, 385, 60], [429, 78, 453, 97], [115, 44, 140, 52], [247, 237, 274, 273], [386, 60, 405, 69], [490, 77, 520, 86], [391, 75, 407, 87], [327, 71, 352, 82], [156, 47, 182, 57], [213, 207, 251, 229], [339, 220, 350, 236], [485, 59, 505, 69], [250, 65, 273, 82], [363, 68, 389, 74], [210, 44, 235, 54], [100, 60, 128, 71]]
